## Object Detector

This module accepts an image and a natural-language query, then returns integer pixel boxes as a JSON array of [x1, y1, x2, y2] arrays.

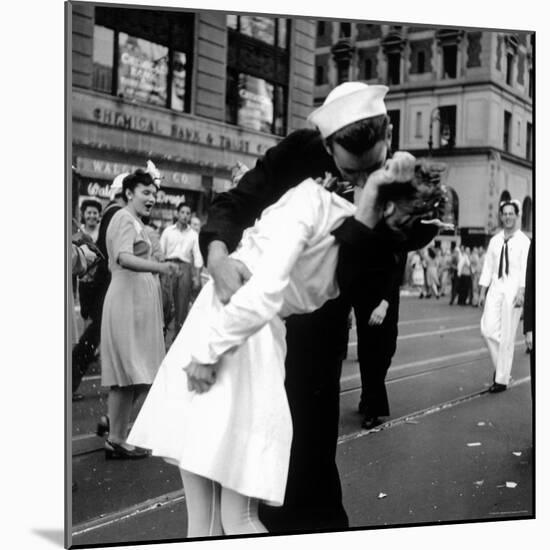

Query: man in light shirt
[[478, 200, 530, 393], [160, 203, 203, 334]]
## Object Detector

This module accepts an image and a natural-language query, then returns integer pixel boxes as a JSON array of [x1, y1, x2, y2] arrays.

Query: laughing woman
[[100, 169, 179, 459]]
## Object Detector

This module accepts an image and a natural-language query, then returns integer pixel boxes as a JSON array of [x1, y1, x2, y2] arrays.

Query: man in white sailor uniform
[[479, 200, 530, 393]]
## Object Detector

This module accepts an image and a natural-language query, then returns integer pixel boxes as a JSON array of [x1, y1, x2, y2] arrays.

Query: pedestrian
[[78, 198, 102, 242], [76, 199, 102, 322], [440, 248, 451, 296], [70, 239, 97, 491], [190, 214, 202, 233], [164, 81, 440, 533], [479, 200, 530, 393], [523, 239, 534, 401], [128, 154, 448, 536], [448, 244, 460, 305], [159, 203, 203, 337], [410, 250, 426, 297], [470, 246, 481, 306], [425, 246, 440, 298], [354, 251, 407, 429], [99, 169, 179, 459], [457, 246, 472, 305], [72, 174, 126, 403]]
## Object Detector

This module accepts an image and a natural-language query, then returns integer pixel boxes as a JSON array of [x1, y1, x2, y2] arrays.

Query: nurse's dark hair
[[122, 169, 157, 203], [378, 160, 449, 230], [325, 114, 390, 156]]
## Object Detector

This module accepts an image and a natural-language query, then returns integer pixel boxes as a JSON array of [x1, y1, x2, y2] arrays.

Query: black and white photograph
[[66, 0, 537, 547], [5, 0, 547, 549]]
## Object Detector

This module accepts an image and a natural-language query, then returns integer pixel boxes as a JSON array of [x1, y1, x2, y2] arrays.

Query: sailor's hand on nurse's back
[[207, 241, 252, 304]]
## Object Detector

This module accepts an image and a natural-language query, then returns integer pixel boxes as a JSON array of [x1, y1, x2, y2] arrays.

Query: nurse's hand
[[186, 362, 217, 393], [208, 241, 251, 304]]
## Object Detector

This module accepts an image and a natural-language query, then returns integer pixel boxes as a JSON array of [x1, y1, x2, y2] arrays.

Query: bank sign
[[72, 90, 277, 157]]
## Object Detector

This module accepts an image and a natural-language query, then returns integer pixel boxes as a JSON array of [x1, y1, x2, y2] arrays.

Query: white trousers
[[480, 282, 522, 385]]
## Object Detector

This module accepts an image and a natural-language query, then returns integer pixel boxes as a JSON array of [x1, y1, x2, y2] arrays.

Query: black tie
[[498, 237, 510, 279]]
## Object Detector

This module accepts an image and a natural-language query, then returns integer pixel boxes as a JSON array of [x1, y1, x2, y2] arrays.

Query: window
[[503, 110, 512, 152], [438, 105, 456, 148], [226, 73, 285, 135], [315, 65, 325, 86], [506, 53, 514, 85], [418, 50, 425, 73], [226, 16, 290, 136], [227, 15, 288, 50], [317, 21, 325, 36], [387, 109, 400, 152], [93, 25, 114, 93], [364, 58, 373, 80], [415, 111, 423, 138], [442, 45, 457, 78], [92, 7, 194, 112], [387, 52, 401, 85], [340, 23, 351, 38], [526, 122, 532, 160]]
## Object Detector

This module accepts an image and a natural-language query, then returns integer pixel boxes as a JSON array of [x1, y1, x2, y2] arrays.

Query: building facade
[[315, 23, 534, 245], [69, 3, 316, 228]]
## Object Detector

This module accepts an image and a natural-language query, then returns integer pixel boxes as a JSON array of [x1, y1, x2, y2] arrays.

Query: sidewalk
[[71, 377, 533, 547]]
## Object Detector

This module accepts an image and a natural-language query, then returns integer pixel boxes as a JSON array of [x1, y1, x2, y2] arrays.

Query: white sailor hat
[[307, 82, 389, 139]]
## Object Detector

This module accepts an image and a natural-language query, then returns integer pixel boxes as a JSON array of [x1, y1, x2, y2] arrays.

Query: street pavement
[[69, 295, 534, 547]]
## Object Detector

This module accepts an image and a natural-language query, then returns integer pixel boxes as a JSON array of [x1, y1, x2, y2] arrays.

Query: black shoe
[[105, 440, 150, 460], [72, 393, 84, 402], [362, 416, 383, 430], [96, 415, 110, 437], [488, 382, 507, 393]]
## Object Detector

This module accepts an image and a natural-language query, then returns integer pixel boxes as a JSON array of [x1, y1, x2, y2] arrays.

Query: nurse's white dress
[[127, 179, 356, 507]]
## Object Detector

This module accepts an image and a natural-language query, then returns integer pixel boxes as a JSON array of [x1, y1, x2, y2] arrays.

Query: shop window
[[226, 71, 286, 135], [92, 7, 194, 112], [503, 110, 512, 152], [526, 122, 532, 160], [387, 109, 400, 152], [92, 25, 114, 93], [226, 16, 289, 136], [442, 44, 457, 78], [438, 105, 456, 148], [387, 52, 401, 85]]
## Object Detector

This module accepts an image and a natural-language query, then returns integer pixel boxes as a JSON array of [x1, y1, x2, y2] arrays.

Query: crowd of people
[[407, 244, 487, 305], [70, 80, 533, 539]]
